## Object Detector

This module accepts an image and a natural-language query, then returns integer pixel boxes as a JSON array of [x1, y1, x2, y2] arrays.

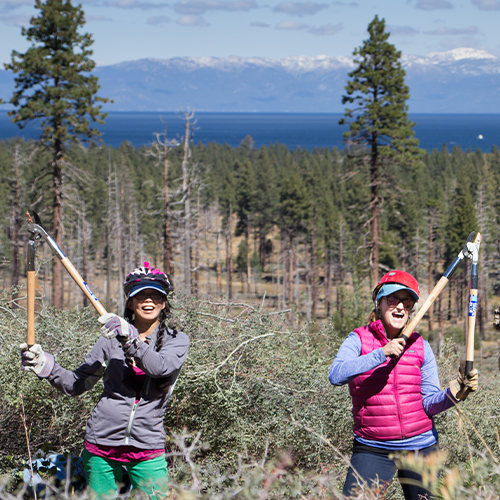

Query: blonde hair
[[368, 308, 380, 323]]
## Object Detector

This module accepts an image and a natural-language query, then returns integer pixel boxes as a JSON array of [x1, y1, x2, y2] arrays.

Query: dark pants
[[343, 441, 438, 500]]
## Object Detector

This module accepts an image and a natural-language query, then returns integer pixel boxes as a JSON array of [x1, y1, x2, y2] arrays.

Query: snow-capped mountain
[[1, 49, 499, 113]]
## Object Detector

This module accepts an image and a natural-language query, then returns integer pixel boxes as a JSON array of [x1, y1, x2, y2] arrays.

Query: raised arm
[[329, 332, 388, 386]]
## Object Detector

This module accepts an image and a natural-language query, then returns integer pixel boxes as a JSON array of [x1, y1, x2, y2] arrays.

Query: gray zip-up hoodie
[[46, 328, 189, 450]]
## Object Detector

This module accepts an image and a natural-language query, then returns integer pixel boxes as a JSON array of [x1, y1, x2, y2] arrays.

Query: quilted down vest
[[348, 319, 433, 441]]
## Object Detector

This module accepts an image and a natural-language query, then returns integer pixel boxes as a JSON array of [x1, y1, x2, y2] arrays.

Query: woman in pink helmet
[[329, 270, 478, 499], [21, 263, 189, 498]]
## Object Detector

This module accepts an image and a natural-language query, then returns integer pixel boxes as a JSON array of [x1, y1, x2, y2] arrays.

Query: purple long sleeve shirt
[[329, 331, 458, 450]]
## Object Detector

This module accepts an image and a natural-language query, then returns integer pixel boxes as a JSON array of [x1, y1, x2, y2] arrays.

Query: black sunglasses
[[385, 295, 414, 310]]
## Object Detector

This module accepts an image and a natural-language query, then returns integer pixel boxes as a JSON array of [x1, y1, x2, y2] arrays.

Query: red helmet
[[372, 270, 419, 302]]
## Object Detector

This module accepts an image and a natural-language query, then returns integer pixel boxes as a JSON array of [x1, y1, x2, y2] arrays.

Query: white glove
[[20, 343, 55, 378]]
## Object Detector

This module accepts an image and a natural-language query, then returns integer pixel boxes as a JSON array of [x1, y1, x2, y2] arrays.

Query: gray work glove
[[98, 313, 139, 346], [449, 360, 478, 401], [493, 308, 500, 331], [20, 343, 55, 378]]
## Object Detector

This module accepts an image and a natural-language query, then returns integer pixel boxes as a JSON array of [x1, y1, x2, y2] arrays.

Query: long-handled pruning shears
[[26, 212, 107, 339], [464, 233, 481, 376], [398, 231, 480, 343]]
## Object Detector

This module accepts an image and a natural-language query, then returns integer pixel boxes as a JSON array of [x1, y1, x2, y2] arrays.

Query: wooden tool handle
[[60, 257, 107, 316], [399, 275, 449, 341], [465, 287, 477, 375], [27, 240, 36, 346], [27, 270, 35, 346]]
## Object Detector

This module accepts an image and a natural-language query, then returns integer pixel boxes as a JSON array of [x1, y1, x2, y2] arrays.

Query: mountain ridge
[[1, 48, 499, 113]]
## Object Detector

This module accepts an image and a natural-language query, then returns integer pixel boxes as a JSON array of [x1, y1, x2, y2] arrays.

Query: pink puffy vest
[[348, 320, 433, 441]]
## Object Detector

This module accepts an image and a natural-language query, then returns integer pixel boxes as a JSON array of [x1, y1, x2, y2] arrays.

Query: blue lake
[[1, 111, 499, 152]]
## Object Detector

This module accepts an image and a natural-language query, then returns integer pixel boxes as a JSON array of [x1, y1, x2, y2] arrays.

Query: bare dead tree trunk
[[11, 146, 22, 299], [339, 216, 344, 283], [193, 188, 201, 296], [428, 209, 434, 331], [311, 213, 318, 319], [181, 112, 194, 295], [414, 226, 419, 281], [281, 230, 289, 309], [286, 233, 293, 307], [437, 292, 444, 358], [204, 209, 210, 295], [106, 151, 113, 312], [277, 235, 283, 309], [216, 227, 222, 291], [305, 251, 311, 322], [401, 240, 406, 272], [116, 160, 124, 313], [370, 140, 380, 287], [52, 146, 64, 308], [447, 280, 452, 321], [246, 215, 251, 294], [162, 126, 174, 277], [480, 267, 488, 340], [290, 241, 300, 311], [325, 246, 332, 317], [225, 207, 233, 299], [81, 202, 88, 308], [259, 233, 266, 271]]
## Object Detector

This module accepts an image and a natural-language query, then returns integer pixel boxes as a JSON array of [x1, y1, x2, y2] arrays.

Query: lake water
[[0, 111, 499, 152]]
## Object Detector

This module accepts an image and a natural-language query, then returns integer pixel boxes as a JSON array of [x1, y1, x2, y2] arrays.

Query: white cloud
[[387, 24, 419, 36], [309, 22, 342, 35], [250, 21, 269, 27], [0, 0, 32, 11], [0, 12, 30, 25], [424, 26, 479, 35], [104, 0, 168, 9], [86, 15, 114, 21], [331, 1, 359, 5], [147, 14, 171, 23], [472, 0, 500, 9], [437, 37, 481, 50], [276, 20, 308, 29], [273, 1, 328, 16], [174, 0, 256, 14], [415, 0, 453, 9], [176, 13, 208, 24]]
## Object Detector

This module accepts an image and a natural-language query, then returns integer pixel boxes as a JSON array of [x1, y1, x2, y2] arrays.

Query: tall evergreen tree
[[5, 0, 108, 308], [340, 15, 422, 285], [234, 159, 256, 291]]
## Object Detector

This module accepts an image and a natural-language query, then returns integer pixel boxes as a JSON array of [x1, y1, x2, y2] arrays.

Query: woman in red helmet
[[21, 263, 189, 498], [329, 270, 478, 499]]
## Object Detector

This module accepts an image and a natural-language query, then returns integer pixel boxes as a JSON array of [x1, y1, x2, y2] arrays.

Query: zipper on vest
[[125, 401, 139, 445]]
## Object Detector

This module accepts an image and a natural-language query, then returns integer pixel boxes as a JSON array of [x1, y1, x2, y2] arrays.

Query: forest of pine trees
[[1, 130, 499, 337]]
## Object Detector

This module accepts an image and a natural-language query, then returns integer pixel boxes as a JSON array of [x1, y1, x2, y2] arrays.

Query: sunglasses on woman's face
[[385, 295, 414, 310], [133, 291, 164, 301]]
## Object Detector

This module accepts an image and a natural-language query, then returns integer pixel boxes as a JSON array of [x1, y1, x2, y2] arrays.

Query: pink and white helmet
[[123, 262, 172, 298]]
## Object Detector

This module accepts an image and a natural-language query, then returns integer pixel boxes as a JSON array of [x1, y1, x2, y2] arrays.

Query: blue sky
[[1, 0, 499, 66]]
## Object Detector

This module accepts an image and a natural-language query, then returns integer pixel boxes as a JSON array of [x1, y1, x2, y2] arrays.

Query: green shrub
[[1, 289, 499, 499]]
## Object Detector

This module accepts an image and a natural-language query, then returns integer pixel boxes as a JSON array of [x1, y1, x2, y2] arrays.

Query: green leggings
[[82, 449, 168, 498]]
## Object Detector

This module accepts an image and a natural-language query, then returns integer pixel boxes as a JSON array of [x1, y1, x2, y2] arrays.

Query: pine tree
[[234, 159, 256, 292], [5, 0, 108, 308], [340, 15, 422, 285]]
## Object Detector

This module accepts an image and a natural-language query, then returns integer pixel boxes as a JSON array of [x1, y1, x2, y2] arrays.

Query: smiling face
[[379, 291, 415, 338], [127, 290, 166, 332]]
